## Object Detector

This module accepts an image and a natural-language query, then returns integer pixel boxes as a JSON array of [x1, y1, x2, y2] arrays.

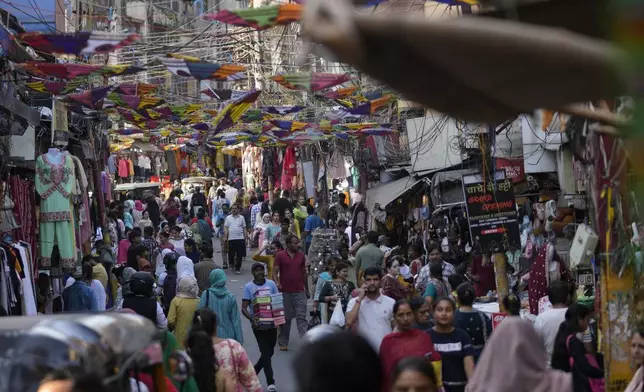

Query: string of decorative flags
[[271, 72, 351, 91], [12, 28, 400, 149], [19, 32, 140, 55], [160, 55, 246, 81], [203, 3, 301, 30]]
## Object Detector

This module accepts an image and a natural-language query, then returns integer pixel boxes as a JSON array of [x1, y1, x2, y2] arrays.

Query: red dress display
[[528, 242, 571, 315], [280, 146, 297, 191]]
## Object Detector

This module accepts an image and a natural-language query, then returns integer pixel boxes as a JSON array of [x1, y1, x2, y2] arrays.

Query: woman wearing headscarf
[[133, 200, 145, 225], [468, 317, 572, 392], [177, 256, 196, 282], [254, 213, 271, 249], [168, 276, 200, 347], [123, 200, 135, 230], [198, 269, 243, 344]]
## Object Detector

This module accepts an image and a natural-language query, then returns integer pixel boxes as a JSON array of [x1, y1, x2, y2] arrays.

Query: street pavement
[[212, 238, 302, 392]]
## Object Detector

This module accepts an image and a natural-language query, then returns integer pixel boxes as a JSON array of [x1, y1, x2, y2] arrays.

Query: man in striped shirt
[[250, 194, 264, 229]]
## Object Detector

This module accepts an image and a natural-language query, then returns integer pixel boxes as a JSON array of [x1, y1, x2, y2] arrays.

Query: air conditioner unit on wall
[[569, 223, 599, 269]]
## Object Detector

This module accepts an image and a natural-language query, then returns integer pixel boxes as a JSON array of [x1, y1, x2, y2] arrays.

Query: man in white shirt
[[533, 280, 572, 366], [346, 266, 395, 352], [224, 204, 248, 274]]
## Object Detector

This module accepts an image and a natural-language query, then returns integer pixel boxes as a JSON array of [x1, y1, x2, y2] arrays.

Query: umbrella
[[301, 0, 625, 124]]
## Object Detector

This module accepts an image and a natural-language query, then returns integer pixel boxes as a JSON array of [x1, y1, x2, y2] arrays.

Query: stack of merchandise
[[272, 293, 285, 326], [252, 290, 286, 328], [307, 229, 340, 283]]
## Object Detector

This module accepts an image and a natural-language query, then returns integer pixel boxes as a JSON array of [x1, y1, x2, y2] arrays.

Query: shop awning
[[366, 176, 421, 213]]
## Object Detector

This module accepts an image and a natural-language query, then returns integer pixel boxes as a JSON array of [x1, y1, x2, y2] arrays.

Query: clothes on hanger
[[10, 175, 36, 259], [35, 152, 77, 269]]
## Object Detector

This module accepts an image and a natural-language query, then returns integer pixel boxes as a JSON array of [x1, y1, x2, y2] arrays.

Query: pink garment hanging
[[79, 192, 92, 245], [280, 147, 297, 191], [10, 176, 37, 271], [118, 158, 129, 178]]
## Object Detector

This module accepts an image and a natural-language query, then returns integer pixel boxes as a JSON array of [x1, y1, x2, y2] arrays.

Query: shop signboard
[[462, 173, 521, 252], [495, 158, 525, 183]]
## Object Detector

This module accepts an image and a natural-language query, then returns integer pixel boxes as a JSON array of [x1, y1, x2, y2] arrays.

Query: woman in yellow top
[[285, 209, 301, 238], [168, 276, 200, 347], [251, 240, 284, 280]]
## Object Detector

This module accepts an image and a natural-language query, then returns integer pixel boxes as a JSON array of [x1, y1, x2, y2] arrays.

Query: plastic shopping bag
[[329, 304, 346, 327]]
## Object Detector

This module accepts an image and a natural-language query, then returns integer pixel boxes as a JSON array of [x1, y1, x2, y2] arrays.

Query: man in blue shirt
[[304, 205, 324, 254], [62, 267, 97, 312]]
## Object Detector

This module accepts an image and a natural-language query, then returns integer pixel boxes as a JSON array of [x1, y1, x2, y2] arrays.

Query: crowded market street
[[0, 0, 642, 391]]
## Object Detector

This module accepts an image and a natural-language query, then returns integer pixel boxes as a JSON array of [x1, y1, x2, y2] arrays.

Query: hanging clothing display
[[70, 155, 91, 246], [527, 242, 571, 315], [101, 171, 113, 201], [0, 242, 37, 315], [0, 191, 19, 233], [281, 146, 297, 191], [10, 176, 37, 260], [118, 157, 130, 178], [327, 149, 348, 180], [35, 151, 77, 269]]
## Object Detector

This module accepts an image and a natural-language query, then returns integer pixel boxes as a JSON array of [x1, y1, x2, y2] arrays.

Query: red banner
[[495, 158, 525, 183]]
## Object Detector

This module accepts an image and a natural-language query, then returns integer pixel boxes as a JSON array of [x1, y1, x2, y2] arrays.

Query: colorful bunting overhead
[[25, 80, 82, 95], [21, 62, 103, 79], [20, 32, 140, 55], [202, 3, 301, 30], [160, 56, 246, 81], [322, 86, 358, 99], [114, 83, 158, 96], [269, 120, 312, 131], [107, 93, 165, 110], [211, 90, 262, 134], [20, 62, 145, 79], [342, 95, 394, 115], [262, 105, 305, 115], [95, 65, 146, 77], [271, 72, 351, 91], [241, 109, 272, 123], [65, 86, 112, 109], [355, 127, 398, 136], [201, 89, 248, 101]]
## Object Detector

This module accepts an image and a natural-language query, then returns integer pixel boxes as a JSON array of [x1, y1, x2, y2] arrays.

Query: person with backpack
[[454, 283, 492, 362], [123, 271, 167, 328], [551, 303, 604, 392]]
